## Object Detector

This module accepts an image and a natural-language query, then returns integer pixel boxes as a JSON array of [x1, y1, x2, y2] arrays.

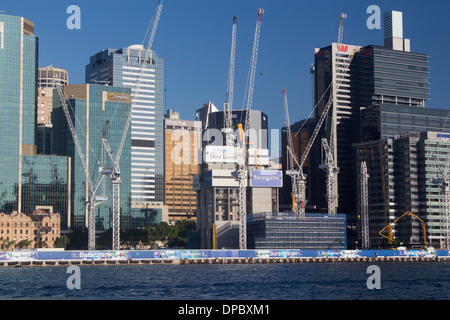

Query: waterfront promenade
[[1, 249, 449, 267]]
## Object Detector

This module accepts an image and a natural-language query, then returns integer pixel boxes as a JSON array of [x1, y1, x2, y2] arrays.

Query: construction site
[[40, 2, 450, 254]]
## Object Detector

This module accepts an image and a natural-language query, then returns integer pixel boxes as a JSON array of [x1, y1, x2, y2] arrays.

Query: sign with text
[[249, 170, 282, 188]]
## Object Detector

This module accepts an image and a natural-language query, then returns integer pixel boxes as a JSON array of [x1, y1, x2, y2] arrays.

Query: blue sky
[[2, 0, 450, 132]]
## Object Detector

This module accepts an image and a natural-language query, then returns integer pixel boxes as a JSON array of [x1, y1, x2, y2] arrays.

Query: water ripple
[[0, 262, 448, 300]]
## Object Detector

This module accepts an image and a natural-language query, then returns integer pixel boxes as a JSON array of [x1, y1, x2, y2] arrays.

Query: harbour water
[[0, 262, 448, 300]]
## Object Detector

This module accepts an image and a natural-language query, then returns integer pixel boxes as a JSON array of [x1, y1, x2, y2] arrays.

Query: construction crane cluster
[[53, 0, 164, 251], [51, 4, 450, 252], [283, 13, 355, 218], [219, 8, 264, 250], [52, 68, 108, 251]]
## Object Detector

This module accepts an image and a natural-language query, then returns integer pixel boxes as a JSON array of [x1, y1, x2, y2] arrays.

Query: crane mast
[[360, 161, 369, 249], [102, 0, 164, 250], [321, 13, 348, 215], [319, 138, 339, 215], [296, 13, 355, 216], [51, 68, 107, 250], [282, 89, 304, 215], [222, 16, 238, 147], [237, 8, 264, 250]]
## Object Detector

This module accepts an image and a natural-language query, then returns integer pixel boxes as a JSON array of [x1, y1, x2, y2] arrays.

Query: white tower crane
[[222, 15, 238, 147], [360, 161, 370, 249], [237, 8, 264, 250], [294, 13, 357, 216], [282, 89, 304, 215], [51, 68, 108, 251], [320, 13, 348, 215], [319, 138, 339, 215], [102, 0, 164, 251]]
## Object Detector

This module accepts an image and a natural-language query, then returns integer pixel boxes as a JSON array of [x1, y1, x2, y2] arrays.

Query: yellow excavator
[[379, 211, 427, 249]]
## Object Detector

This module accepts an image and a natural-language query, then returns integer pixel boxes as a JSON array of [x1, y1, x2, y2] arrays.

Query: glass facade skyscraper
[[0, 14, 70, 230], [21, 155, 70, 229], [353, 45, 430, 144], [0, 15, 38, 214], [85, 45, 165, 215]]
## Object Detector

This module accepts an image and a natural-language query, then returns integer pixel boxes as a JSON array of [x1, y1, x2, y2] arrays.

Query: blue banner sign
[[1, 249, 449, 262], [250, 170, 283, 187]]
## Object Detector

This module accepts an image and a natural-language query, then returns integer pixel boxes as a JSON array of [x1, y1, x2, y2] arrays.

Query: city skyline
[[1, 0, 449, 136]]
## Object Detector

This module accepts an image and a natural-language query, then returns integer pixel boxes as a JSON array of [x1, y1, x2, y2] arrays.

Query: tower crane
[[237, 8, 264, 250], [222, 16, 238, 147], [431, 153, 450, 249], [360, 161, 369, 249], [319, 138, 339, 215], [51, 68, 108, 251], [320, 12, 348, 215], [295, 13, 356, 216], [282, 89, 304, 215], [101, 0, 164, 251]]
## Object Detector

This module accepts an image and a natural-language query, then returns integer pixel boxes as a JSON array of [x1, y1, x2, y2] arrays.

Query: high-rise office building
[[85, 45, 165, 216], [313, 43, 362, 216], [0, 14, 37, 214], [349, 11, 450, 248], [353, 45, 429, 143], [355, 131, 450, 249], [164, 109, 201, 223], [313, 10, 430, 216], [361, 104, 448, 142], [0, 14, 70, 229]]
